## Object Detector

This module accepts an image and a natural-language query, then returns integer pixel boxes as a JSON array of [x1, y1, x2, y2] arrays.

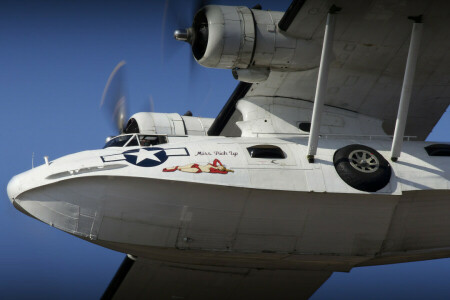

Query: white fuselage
[[7, 135, 450, 271]]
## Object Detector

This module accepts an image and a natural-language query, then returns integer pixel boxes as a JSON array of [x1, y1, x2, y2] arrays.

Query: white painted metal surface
[[7, 135, 449, 267], [128, 112, 213, 136], [236, 97, 387, 137], [196, 5, 321, 71]]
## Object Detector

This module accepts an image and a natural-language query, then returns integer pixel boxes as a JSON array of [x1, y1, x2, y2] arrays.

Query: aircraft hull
[[13, 175, 450, 270]]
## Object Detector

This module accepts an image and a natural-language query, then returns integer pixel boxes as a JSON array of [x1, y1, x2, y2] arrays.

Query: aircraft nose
[[7, 175, 21, 203]]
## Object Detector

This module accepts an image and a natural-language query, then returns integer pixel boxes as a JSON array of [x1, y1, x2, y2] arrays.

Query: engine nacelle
[[190, 5, 321, 72], [124, 112, 214, 136]]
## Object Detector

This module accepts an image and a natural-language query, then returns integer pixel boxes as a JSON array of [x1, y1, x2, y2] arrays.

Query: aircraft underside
[[11, 157, 450, 271]]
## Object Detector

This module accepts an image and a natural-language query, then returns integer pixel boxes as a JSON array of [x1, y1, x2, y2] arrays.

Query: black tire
[[333, 144, 391, 192]]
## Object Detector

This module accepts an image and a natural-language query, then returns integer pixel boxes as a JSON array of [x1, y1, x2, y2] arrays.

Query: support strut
[[391, 18, 423, 162], [307, 7, 339, 163]]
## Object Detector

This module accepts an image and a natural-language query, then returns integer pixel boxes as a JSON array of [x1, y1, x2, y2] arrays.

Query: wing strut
[[307, 5, 340, 163], [391, 16, 423, 162]]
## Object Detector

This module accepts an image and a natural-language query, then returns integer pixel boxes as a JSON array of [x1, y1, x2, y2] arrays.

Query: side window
[[247, 145, 286, 159], [425, 144, 450, 156]]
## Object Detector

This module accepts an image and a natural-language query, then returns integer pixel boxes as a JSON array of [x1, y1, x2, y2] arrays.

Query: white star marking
[[128, 149, 162, 164]]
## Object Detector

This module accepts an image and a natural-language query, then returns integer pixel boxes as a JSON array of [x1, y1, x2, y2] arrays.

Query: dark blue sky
[[1, 1, 449, 299]]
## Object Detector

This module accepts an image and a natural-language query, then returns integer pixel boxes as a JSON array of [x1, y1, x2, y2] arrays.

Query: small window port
[[298, 122, 311, 132], [247, 145, 286, 159], [424, 144, 450, 156]]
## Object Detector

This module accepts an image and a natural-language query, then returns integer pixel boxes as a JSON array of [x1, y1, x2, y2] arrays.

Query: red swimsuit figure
[[163, 159, 233, 174]]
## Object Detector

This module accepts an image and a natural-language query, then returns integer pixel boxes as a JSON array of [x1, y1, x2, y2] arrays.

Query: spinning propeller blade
[[100, 61, 128, 134], [162, 0, 209, 72]]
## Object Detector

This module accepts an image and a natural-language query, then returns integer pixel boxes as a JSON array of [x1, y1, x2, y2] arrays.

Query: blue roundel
[[122, 147, 168, 167]]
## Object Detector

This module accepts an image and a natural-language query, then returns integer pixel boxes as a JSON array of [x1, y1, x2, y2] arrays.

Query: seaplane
[[7, 0, 450, 299]]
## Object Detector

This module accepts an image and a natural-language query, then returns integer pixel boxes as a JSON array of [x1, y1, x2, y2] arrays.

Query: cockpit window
[[126, 135, 139, 147], [103, 135, 131, 148], [138, 135, 168, 147], [104, 134, 168, 148]]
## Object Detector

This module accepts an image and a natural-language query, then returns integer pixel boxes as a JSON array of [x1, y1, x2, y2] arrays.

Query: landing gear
[[333, 144, 391, 192]]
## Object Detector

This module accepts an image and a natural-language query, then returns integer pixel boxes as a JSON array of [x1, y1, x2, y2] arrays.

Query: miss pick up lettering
[[195, 150, 238, 157]]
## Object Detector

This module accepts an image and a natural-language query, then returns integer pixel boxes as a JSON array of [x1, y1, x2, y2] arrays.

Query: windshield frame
[[103, 134, 133, 148], [124, 134, 139, 147], [104, 134, 168, 149]]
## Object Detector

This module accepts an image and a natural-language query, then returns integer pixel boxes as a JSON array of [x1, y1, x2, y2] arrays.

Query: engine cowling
[[123, 112, 214, 136], [186, 5, 322, 72]]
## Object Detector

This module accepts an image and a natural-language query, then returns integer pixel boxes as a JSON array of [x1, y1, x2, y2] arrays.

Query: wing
[[102, 256, 332, 300], [213, 0, 450, 140], [207, 82, 252, 137]]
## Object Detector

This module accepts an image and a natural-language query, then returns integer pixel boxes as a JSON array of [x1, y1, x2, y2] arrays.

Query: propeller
[[100, 61, 191, 135], [101, 2, 262, 135], [172, 2, 262, 50], [161, 0, 210, 69], [100, 61, 128, 134], [166, 1, 262, 75]]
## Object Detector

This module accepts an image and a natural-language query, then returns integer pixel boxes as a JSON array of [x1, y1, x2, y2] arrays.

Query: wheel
[[333, 144, 391, 192]]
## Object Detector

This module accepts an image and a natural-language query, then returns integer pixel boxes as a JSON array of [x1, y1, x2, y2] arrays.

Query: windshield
[[104, 134, 168, 148], [103, 135, 131, 148], [138, 135, 168, 147]]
